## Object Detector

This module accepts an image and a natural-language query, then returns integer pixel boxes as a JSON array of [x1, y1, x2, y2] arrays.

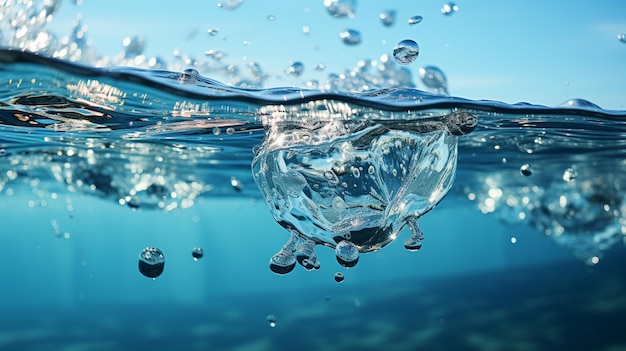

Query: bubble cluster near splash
[[252, 101, 477, 273]]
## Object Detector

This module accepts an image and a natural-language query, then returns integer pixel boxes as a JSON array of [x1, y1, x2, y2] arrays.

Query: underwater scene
[[1, 1, 626, 350]]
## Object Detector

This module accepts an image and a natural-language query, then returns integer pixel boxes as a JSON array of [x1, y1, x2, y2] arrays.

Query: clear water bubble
[[230, 176, 243, 192], [418, 66, 449, 95], [404, 217, 424, 251], [217, 0, 243, 11], [408, 15, 423, 26], [267, 15, 275, 21], [441, 2, 459, 15], [288, 62, 304, 76], [0, 148, 6, 157], [267, 314, 277, 328], [379, 10, 396, 27], [335, 240, 359, 268], [334, 272, 345, 283], [520, 164, 533, 176], [392, 39, 419, 65], [339, 29, 362, 45], [226, 127, 235, 135], [315, 63, 326, 71], [563, 167, 577, 182], [138, 247, 165, 279], [618, 33, 626, 43], [192, 246, 204, 261], [207, 28, 219, 36], [302, 26, 310, 35], [324, 0, 356, 18]]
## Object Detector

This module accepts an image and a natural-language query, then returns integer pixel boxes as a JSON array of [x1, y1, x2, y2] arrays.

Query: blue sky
[[47, 0, 626, 109]]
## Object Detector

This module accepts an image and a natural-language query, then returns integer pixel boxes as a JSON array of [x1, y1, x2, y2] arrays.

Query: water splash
[[252, 101, 477, 273]]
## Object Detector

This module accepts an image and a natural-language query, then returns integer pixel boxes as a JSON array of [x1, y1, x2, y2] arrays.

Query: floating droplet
[[324, 0, 356, 18], [230, 176, 243, 192], [334, 272, 345, 283], [266, 314, 277, 328], [335, 240, 359, 268], [379, 10, 396, 27], [441, 2, 459, 15], [418, 66, 448, 95], [288, 62, 304, 76], [563, 167, 577, 182], [267, 15, 275, 21], [192, 246, 204, 261], [0, 148, 6, 157], [226, 127, 235, 135], [392, 39, 419, 65], [520, 164, 533, 176], [217, 0, 242, 11], [302, 26, 310, 35], [618, 33, 626, 43], [207, 28, 219, 36], [408, 15, 423, 26], [339, 29, 362, 45], [138, 247, 165, 279]]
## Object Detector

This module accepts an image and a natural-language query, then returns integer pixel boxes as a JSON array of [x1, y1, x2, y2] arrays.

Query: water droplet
[[441, 2, 459, 15], [288, 62, 304, 76], [314, 63, 326, 71], [207, 28, 219, 36], [0, 148, 6, 157], [392, 39, 419, 65], [267, 314, 277, 327], [324, 0, 356, 18], [404, 217, 424, 252], [618, 33, 626, 43], [408, 15, 423, 26], [419, 66, 448, 95], [563, 167, 577, 182], [267, 15, 275, 21], [302, 26, 310, 35], [192, 246, 204, 261], [138, 247, 165, 279], [510, 237, 517, 244], [520, 164, 533, 176], [212, 127, 221, 136], [335, 240, 359, 268], [334, 272, 345, 283], [379, 10, 396, 27], [339, 29, 362, 45], [217, 0, 242, 11], [226, 127, 235, 135], [230, 176, 243, 192]]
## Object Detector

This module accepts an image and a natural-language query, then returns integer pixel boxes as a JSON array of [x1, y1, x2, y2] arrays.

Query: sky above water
[[47, 0, 626, 109]]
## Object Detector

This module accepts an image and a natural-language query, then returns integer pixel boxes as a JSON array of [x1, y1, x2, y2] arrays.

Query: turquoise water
[[1, 1, 626, 350]]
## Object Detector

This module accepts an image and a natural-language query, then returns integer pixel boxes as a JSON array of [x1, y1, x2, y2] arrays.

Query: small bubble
[[379, 10, 396, 27], [563, 167, 577, 182], [408, 15, 423, 26], [192, 247, 204, 261], [367, 165, 375, 175], [339, 29, 362, 45], [288, 62, 304, 76], [226, 127, 235, 135], [0, 148, 6, 156], [441, 2, 459, 15], [324, 170, 339, 184], [351, 167, 360, 178], [392, 39, 420, 65], [212, 127, 221, 136], [520, 164, 533, 176], [230, 176, 243, 192], [267, 314, 277, 328], [334, 272, 345, 283], [207, 28, 219, 36], [267, 15, 275, 21], [217, 0, 242, 11], [314, 63, 326, 71], [618, 33, 626, 43], [510, 237, 517, 244], [302, 26, 310, 35], [324, 0, 356, 18], [335, 240, 359, 268], [138, 247, 165, 279]]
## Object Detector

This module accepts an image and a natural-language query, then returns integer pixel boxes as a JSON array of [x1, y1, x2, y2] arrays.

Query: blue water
[[2, 1, 626, 350]]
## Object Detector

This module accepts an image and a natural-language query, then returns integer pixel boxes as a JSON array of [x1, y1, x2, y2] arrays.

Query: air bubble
[[441, 2, 459, 15], [335, 240, 359, 268], [418, 66, 448, 95], [266, 314, 277, 328], [618, 33, 626, 43], [563, 167, 577, 182], [191, 246, 204, 261], [339, 29, 362, 45], [334, 272, 345, 283], [392, 39, 419, 65], [207, 28, 219, 36], [324, 0, 356, 18], [267, 15, 275, 21], [138, 247, 165, 279], [520, 164, 533, 176], [226, 127, 235, 135], [0, 149, 6, 157], [230, 176, 243, 191], [379, 10, 396, 27], [288, 62, 304, 76], [408, 15, 423, 26]]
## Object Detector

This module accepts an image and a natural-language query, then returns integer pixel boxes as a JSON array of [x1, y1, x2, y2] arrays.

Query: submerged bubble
[[217, 0, 243, 11], [288, 62, 304, 76], [324, 0, 356, 18], [122, 35, 145, 59], [563, 167, 577, 182], [334, 272, 345, 283], [267, 314, 277, 328], [191, 246, 204, 261], [339, 29, 362, 45], [441, 2, 459, 15], [267, 15, 275, 21], [207, 28, 219, 36], [230, 176, 243, 191], [520, 164, 533, 176], [335, 241, 359, 268], [392, 39, 419, 65], [618, 33, 626, 43], [138, 247, 165, 279], [418, 66, 448, 95], [379, 10, 396, 27], [408, 15, 423, 26]]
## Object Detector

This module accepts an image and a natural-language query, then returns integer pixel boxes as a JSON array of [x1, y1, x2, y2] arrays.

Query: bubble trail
[[138, 247, 165, 279]]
